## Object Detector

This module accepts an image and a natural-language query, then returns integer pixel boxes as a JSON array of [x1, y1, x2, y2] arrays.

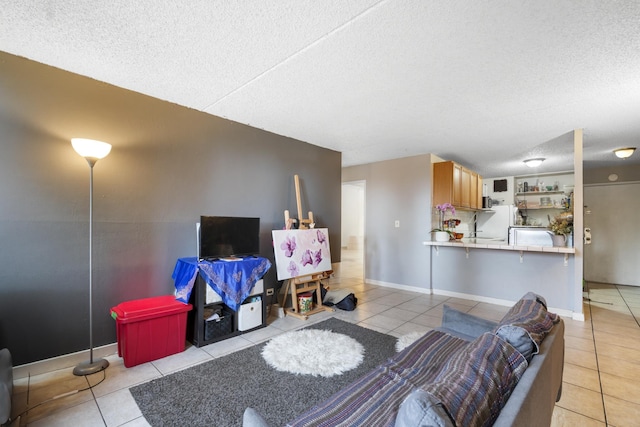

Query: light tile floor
[[9, 250, 640, 426]]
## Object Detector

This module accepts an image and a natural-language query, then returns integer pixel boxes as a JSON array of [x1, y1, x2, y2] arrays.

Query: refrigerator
[[476, 205, 514, 241]]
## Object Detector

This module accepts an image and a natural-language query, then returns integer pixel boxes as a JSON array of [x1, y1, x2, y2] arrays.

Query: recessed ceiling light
[[523, 158, 545, 167], [614, 147, 636, 159]]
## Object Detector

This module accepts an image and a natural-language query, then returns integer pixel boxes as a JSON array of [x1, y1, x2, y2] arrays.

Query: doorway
[[584, 182, 640, 286], [341, 180, 365, 281]]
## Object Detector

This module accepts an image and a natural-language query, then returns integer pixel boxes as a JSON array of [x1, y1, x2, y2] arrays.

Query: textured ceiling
[[1, 0, 639, 177]]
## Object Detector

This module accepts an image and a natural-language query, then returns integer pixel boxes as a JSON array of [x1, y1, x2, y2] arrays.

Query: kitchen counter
[[423, 239, 575, 254], [425, 236, 577, 318]]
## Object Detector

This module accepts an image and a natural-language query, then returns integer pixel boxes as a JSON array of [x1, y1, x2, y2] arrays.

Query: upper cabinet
[[433, 161, 483, 209]]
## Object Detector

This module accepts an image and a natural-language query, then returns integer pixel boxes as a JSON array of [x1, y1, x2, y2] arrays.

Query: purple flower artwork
[[281, 235, 296, 257], [317, 230, 327, 246], [287, 260, 299, 277], [272, 228, 332, 280], [312, 249, 322, 267]]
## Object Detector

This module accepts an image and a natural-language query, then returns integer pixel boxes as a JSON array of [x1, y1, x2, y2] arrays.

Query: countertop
[[423, 238, 575, 254]]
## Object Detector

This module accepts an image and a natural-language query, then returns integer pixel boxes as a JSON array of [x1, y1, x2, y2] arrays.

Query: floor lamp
[[71, 138, 112, 376]]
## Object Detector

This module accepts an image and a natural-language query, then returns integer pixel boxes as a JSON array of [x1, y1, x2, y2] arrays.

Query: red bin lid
[[111, 295, 192, 323]]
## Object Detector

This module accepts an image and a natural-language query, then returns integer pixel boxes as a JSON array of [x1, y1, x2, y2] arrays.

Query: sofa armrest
[[493, 319, 565, 427], [0, 348, 13, 425], [438, 305, 499, 341]]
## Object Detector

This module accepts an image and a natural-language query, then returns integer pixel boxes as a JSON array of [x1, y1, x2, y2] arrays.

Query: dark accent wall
[[0, 52, 341, 365]]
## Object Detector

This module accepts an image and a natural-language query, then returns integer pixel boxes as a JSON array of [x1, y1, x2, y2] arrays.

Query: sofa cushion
[[395, 389, 454, 427], [496, 293, 559, 358], [521, 291, 548, 309], [440, 305, 499, 341], [423, 332, 529, 427], [495, 325, 535, 362]]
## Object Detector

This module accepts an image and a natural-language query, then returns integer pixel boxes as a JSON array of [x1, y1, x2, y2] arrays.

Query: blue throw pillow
[[242, 407, 270, 427], [495, 325, 535, 362], [395, 389, 455, 427], [441, 305, 499, 341]]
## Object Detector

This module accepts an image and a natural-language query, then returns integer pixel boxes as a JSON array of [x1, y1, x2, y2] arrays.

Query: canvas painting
[[272, 228, 332, 280]]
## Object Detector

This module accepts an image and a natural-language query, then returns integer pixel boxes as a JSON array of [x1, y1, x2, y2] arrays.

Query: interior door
[[584, 182, 640, 286]]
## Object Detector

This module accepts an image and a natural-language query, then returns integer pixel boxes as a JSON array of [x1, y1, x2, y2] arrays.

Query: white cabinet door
[[584, 183, 640, 286]]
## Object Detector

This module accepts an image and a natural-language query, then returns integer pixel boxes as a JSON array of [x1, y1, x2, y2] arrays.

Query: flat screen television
[[199, 216, 260, 259]]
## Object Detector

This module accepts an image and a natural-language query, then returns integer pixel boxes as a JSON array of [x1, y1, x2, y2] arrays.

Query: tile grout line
[[585, 283, 609, 426], [616, 284, 640, 328]]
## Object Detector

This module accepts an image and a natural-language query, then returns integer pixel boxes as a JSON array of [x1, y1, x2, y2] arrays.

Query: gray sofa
[[0, 348, 12, 426], [244, 292, 564, 427]]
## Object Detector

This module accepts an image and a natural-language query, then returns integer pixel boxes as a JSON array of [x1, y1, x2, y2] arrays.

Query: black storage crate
[[204, 306, 234, 341]]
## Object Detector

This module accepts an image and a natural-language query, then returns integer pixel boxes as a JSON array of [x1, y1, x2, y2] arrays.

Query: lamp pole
[[71, 139, 111, 376]]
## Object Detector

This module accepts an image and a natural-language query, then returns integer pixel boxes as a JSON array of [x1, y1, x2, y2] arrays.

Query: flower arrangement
[[548, 215, 573, 236], [436, 203, 456, 216], [433, 203, 457, 232]]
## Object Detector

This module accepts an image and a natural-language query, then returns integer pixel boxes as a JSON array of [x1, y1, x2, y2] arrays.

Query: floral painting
[[272, 228, 332, 280]]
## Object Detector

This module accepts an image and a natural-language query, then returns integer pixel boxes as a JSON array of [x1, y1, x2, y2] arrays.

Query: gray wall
[[430, 247, 576, 312], [0, 52, 341, 365], [342, 155, 433, 289], [584, 163, 640, 184]]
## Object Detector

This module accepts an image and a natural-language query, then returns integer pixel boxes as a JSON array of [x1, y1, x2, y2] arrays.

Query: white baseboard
[[365, 278, 582, 321], [13, 343, 118, 379], [365, 278, 431, 294]]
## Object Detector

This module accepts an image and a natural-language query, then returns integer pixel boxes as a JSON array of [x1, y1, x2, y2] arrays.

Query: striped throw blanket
[[287, 330, 468, 427]]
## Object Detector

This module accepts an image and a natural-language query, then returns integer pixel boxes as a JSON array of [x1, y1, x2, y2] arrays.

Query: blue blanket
[[173, 257, 271, 311]]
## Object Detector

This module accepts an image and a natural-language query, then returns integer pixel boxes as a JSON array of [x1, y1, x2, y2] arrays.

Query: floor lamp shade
[[71, 138, 112, 161], [72, 137, 111, 376]]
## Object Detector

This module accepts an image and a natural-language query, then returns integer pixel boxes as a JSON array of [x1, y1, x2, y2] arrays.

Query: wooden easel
[[280, 174, 333, 319], [280, 271, 334, 320], [285, 174, 315, 230]]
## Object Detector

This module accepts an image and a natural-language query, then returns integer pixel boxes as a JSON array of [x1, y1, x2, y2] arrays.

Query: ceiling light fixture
[[523, 158, 545, 168], [613, 147, 636, 159]]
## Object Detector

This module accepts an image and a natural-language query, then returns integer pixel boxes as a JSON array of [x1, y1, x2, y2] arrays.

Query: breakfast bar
[[424, 239, 576, 317]]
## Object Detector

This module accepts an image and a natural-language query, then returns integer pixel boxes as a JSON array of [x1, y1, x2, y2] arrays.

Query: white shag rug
[[262, 329, 364, 377], [395, 331, 425, 352]]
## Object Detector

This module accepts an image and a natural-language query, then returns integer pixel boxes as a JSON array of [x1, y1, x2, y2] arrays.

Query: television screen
[[199, 216, 260, 259]]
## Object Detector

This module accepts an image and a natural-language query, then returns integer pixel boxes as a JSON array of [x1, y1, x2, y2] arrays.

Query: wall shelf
[[515, 191, 565, 196]]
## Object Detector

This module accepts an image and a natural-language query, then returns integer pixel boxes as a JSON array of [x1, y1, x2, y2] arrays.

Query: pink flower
[[280, 236, 296, 257], [287, 261, 299, 277], [301, 249, 313, 267], [436, 203, 456, 215], [317, 230, 327, 246], [312, 249, 322, 267]]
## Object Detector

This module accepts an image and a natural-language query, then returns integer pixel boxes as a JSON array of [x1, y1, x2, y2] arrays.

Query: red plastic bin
[[110, 295, 192, 368]]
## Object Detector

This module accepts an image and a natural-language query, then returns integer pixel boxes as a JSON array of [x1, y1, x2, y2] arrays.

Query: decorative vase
[[551, 234, 566, 247], [434, 231, 450, 242]]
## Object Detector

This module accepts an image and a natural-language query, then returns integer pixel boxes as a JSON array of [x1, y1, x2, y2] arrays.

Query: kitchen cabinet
[[433, 161, 483, 210], [461, 167, 471, 207], [452, 163, 462, 206], [470, 172, 482, 209]]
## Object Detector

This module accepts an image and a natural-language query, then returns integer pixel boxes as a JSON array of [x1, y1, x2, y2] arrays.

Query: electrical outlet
[[394, 220, 400, 228], [266, 288, 274, 296]]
